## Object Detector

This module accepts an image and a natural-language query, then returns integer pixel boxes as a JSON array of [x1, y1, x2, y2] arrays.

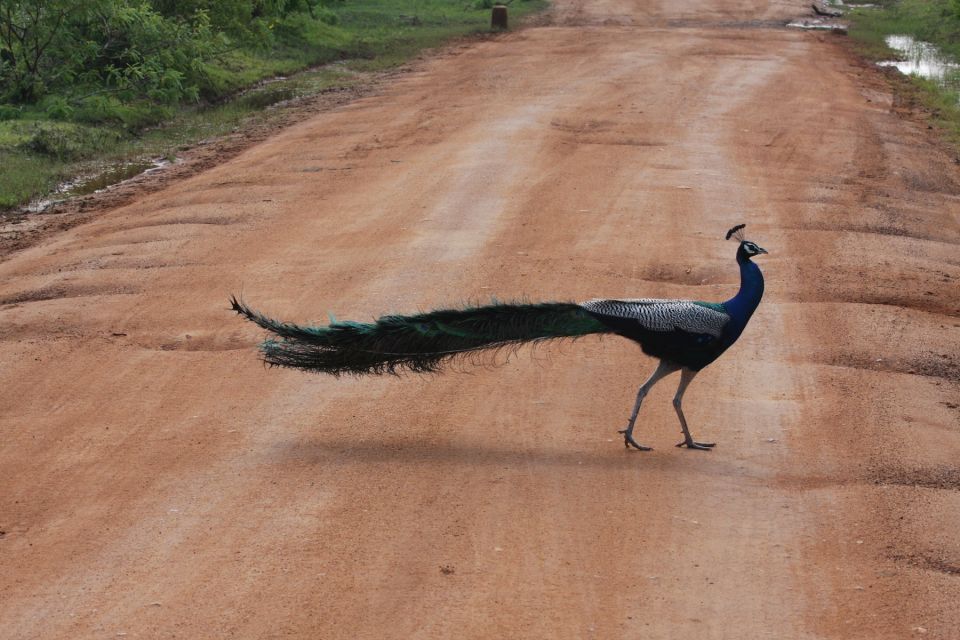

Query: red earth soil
[[1, 0, 958, 637]]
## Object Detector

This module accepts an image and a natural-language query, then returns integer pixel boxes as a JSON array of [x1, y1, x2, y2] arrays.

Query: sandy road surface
[[2, 0, 959, 637]]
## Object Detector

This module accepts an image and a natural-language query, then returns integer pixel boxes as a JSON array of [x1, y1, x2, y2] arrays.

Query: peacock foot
[[676, 439, 715, 451], [618, 428, 653, 451]]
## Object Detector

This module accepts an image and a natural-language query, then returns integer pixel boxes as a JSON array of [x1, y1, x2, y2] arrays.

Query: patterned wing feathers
[[580, 299, 729, 337]]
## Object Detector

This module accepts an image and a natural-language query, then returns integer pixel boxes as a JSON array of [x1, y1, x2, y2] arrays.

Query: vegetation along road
[[1, 0, 958, 637]]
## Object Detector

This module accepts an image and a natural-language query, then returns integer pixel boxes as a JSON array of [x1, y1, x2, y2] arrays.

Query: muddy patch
[[666, 19, 791, 30], [550, 118, 618, 134], [824, 352, 960, 383], [891, 552, 960, 577], [26, 159, 173, 214], [37, 255, 200, 274], [843, 291, 958, 318], [900, 169, 960, 196], [634, 264, 725, 286], [550, 118, 666, 147], [116, 215, 244, 232], [580, 138, 667, 147], [785, 221, 944, 242], [785, 205, 959, 244], [0, 284, 139, 307], [869, 465, 960, 491]]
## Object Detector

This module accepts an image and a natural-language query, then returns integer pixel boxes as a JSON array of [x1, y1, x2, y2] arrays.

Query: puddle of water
[[878, 35, 960, 91], [25, 158, 173, 213]]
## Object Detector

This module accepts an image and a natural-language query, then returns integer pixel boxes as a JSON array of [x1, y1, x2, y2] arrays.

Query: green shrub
[[18, 122, 119, 160], [315, 6, 339, 25], [0, 104, 20, 120], [42, 96, 74, 120], [0, 1, 221, 105], [0, 151, 63, 208]]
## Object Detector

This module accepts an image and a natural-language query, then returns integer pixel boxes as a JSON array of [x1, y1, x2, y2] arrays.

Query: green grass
[[848, 0, 960, 60], [847, 0, 960, 143], [0, 152, 66, 209], [0, 0, 547, 211], [0, 120, 121, 207], [909, 77, 960, 143]]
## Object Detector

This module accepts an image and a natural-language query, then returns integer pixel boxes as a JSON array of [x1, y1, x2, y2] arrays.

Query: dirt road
[[1, 0, 958, 637]]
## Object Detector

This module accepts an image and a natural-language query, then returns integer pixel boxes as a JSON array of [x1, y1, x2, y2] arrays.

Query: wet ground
[[25, 159, 173, 213], [878, 35, 960, 94]]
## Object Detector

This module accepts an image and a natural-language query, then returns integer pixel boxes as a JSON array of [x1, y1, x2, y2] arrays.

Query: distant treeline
[[0, 1, 339, 114]]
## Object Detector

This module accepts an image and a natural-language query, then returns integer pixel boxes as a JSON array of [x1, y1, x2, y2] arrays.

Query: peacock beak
[[756, 246, 769, 255]]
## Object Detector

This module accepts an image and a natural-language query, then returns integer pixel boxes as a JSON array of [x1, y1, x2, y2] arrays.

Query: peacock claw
[[618, 429, 653, 451], [676, 440, 715, 450]]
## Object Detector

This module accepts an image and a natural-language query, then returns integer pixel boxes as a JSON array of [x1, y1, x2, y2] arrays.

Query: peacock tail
[[230, 297, 613, 376]]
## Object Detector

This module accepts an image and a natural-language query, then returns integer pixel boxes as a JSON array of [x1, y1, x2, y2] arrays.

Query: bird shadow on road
[[269, 433, 755, 480]]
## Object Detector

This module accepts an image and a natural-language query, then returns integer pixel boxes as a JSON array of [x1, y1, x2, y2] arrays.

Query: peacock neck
[[723, 255, 764, 331]]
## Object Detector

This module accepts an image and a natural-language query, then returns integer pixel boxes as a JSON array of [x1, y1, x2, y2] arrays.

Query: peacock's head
[[726, 224, 768, 261]]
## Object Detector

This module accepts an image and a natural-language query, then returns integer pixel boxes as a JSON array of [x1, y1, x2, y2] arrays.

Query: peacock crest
[[725, 223, 747, 242]]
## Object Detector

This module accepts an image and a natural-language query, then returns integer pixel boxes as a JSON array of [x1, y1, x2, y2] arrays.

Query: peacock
[[232, 224, 767, 451]]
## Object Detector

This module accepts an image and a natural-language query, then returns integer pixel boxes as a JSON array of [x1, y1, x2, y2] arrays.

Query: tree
[[0, 0, 219, 106], [0, 0, 77, 101], [0, 0, 339, 109]]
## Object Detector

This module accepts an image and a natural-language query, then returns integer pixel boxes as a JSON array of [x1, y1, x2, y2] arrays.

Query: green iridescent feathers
[[692, 300, 726, 314], [230, 298, 611, 376]]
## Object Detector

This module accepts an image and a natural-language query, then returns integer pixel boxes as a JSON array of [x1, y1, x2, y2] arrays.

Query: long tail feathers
[[230, 296, 611, 376]]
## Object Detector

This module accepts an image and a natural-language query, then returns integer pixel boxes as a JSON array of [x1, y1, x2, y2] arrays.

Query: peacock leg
[[619, 360, 678, 451], [673, 368, 715, 450]]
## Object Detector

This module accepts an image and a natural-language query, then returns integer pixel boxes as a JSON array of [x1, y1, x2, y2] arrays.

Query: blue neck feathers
[[723, 253, 764, 332]]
